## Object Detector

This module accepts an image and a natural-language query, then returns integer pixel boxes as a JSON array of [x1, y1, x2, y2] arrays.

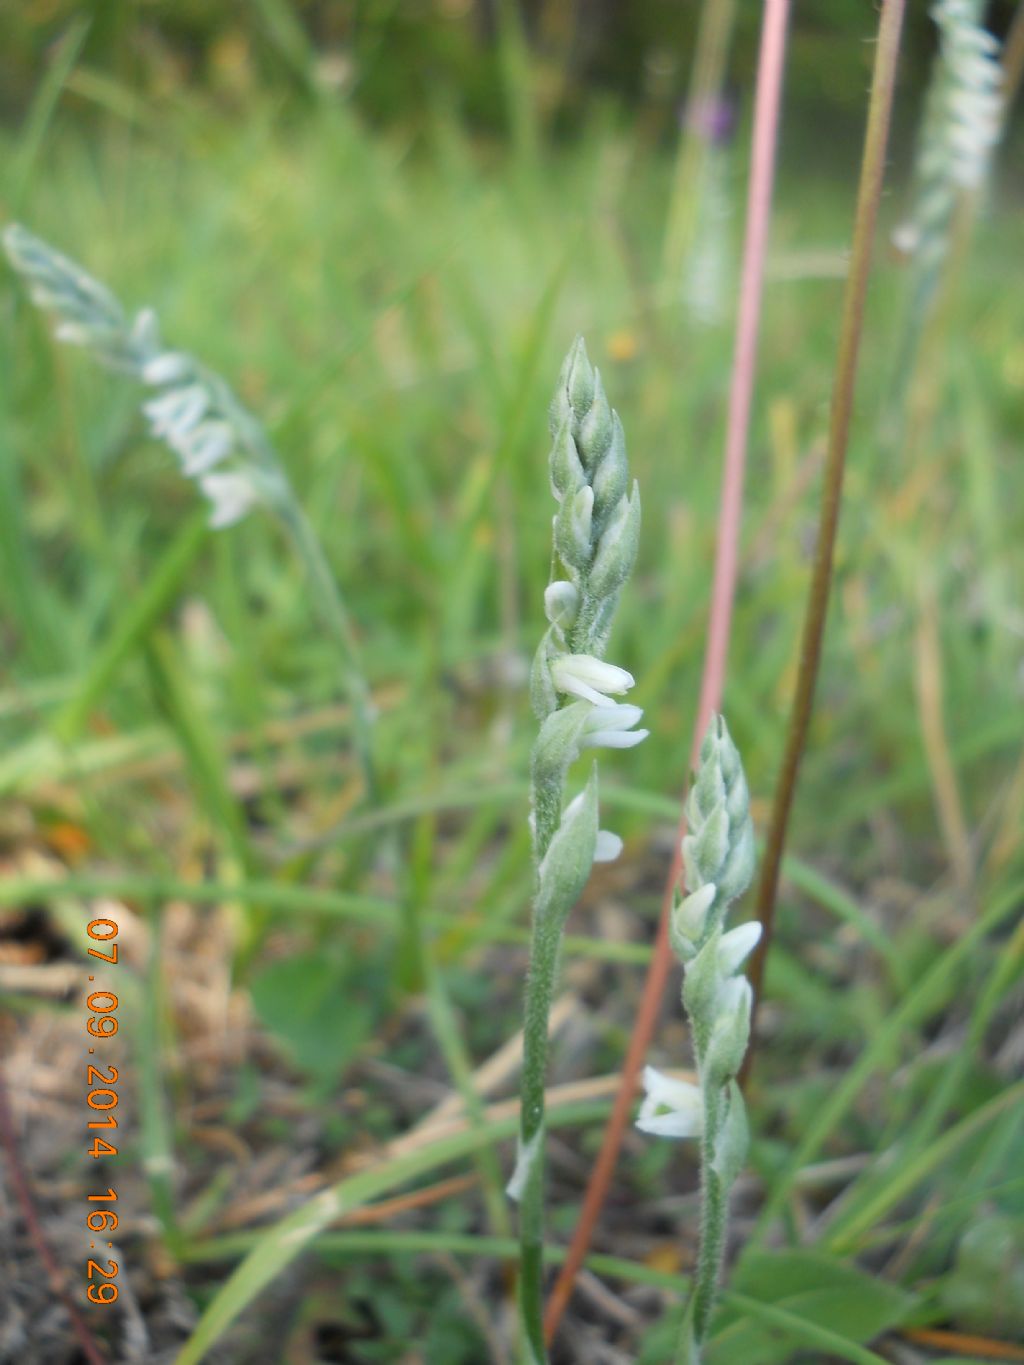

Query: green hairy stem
[[513, 338, 645, 1362]]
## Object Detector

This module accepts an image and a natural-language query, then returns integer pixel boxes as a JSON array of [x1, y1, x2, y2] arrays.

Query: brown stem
[[0, 1064, 108, 1365], [742, 0, 908, 1084], [1001, 0, 1024, 116], [543, 0, 792, 1340]]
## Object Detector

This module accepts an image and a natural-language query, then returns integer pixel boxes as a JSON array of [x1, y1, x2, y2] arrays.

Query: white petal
[[593, 830, 623, 863], [555, 675, 614, 706], [584, 703, 644, 732], [551, 654, 635, 705], [718, 921, 762, 976], [130, 307, 161, 354], [199, 472, 258, 529], [143, 351, 191, 385], [636, 1066, 703, 1139], [175, 421, 234, 475], [544, 580, 579, 628], [144, 383, 208, 438], [582, 727, 649, 751], [636, 1107, 703, 1139], [54, 321, 94, 345]]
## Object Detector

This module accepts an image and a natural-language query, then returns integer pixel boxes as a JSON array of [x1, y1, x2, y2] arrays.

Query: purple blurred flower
[[683, 94, 737, 146]]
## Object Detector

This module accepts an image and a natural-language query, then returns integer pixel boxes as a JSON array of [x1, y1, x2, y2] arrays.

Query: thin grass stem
[[661, 0, 738, 286]]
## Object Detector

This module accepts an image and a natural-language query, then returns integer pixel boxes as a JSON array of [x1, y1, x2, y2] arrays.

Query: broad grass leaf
[[705, 1250, 916, 1364], [250, 950, 378, 1079]]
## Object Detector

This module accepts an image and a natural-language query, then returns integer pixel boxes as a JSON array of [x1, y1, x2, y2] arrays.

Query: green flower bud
[[577, 370, 613, 472], [531, 702, 590, 793], [690, 752, 727, 823], [588, 482, 640, 600], [564, 336, 595, 425], [555, 485, 594, 571], [529, 628, 558, 720], [703, 977, 752, 1086], [710, 1082, 750, 1188], [535, 766, 599, 930], [544, 580, 579, 629], [681, 930, 721, 1050], [591, 413, 628, 522], [549, 419, 585, 501], [670, 884, 716, 962], [550, 335, 594, 436], [685, 805, 730, 889], [717, 818, 755, 905], [682, 713, 755, 916]]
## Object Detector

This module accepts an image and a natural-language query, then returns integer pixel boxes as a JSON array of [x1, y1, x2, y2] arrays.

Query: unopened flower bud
[[671, 884, 717, 961], [588, 483, 640, 600], [544, 580, 579, 629], [549, 419, 585, 501], [555, 485, 594, 571], [592, 413, 628, 520], [577, 370, 613, 471]]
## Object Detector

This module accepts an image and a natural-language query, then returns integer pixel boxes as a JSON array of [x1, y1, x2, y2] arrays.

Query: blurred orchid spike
[[2, 222, 288, 530]]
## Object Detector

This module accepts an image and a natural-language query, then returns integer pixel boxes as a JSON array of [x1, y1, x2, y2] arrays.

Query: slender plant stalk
[[661, 0, 738, 286], [743, 0, 908, 1074], [884, 0, 1002, 427], [51, 512, 209, 744], [421, 938, 511, 1239], [513, 338, 647, 1362], [881, 2, 1013, 900], [629, 717, 758, 1363], [275, 498, 378, 802], [1003, 0, 1024, 110], [544, 0, 791, 1337]]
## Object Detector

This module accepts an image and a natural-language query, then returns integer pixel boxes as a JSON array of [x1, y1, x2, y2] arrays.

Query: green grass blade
[[181, 1229, 892, 1365], [172, 1099, 609, 1365], [825, 1080, 1024, 1255], [9, 17, 91, 213], [51, 512, 208, 744], [748, 879, 1024, 1243]]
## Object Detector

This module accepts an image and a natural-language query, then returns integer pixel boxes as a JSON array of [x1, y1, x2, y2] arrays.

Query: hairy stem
[[517, 900, 564, 1362], [687, 1082, 726, 1351], [743, 0, 908, 1077]]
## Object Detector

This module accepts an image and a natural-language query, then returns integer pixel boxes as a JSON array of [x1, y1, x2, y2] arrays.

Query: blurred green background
[[1, 2, 1023, 1362], [2, 1, 1021, 139]]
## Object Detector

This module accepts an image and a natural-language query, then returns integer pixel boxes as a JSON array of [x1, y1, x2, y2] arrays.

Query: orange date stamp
[[84, 916, 121, 1306]]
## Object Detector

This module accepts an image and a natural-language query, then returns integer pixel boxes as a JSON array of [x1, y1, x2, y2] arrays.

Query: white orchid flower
[[551, 654, 635, 707], [636, 1066, 704, 1139]]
